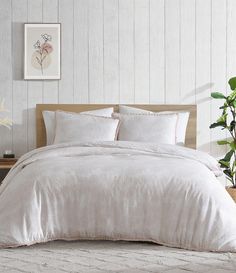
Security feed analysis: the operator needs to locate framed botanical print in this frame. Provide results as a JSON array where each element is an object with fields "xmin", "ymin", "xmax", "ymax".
[{"xmin": 24, "ymin": 23, "xmax": 61, "ymax": 80}]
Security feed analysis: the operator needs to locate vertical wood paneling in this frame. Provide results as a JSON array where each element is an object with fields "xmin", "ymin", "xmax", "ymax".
[
  {"xmin": 165, "ymin": 0, "xmax": 180, "ymax": 103},
  {"xmin": 88, "ymin": 0, "xmax": 104, "ymax": 103},
  {"xmin": 227, "ymin": 0, "xmax": 236, "ymax": 87},
  {"xmin": 134, "ymin": 0, "xmax": 149, "ymax": 103},
  {"xmin": 180, "ymin": 0, "xmax": 195, "ymax": 104},
  {"xmin": 42, "ymin": 0, "xmax": 59, "ymax": 104},
  {"xmin": 58, "ymin": 0, "xmax": 74, "ymax": 103},
  {"xmin": 0, "ymin": 0, "xmax": 234, "ymax": 170},
  {"xmin": 27, "ymin": 0, "xmax": 43, "ymax": 151},
  {"xmin": 104, "ymin": 0, "xmax": 119, "ymax": 103},
  {"xmin": 211, "ymin": 0, "xmax": 227, "ymax": 158},
  {"xmin": 196, "ymin": 0, "xmax": 211, "ymax": 153},
  {"xmin": 150, "ymin": 0, "xmax": 165, "ymax": 104},
  {"xmin": 12, "ymin": 0, "xmax": 28, "ymax": 157},
  {"xmin": 74, "ymin": 0, "xmax": 89, "ymax": 103},
  {"xmin": 119, "ymin": 0, "xmax": 135, "ymax": 103},
  {"xmin": 0, "ymin": 0, "xmax": 12, "ymax": 156}
]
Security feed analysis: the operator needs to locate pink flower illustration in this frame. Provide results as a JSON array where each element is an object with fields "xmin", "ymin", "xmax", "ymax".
[
  {"xmin": 33, "ymin": 33, "xmax": 53, "ymax": 75},
  {"xmin": 41, "ymin": 42, "xmax": 53, "ymax": 54}
]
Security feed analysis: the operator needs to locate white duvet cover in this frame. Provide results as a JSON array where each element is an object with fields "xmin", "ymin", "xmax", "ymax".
[{"xmin": 0, "ymin": 141, "xmax": 236, "ymax": 251}]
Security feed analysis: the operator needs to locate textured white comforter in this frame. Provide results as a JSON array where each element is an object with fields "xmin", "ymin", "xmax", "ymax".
[{"xmin": 0, "ymin": 141, "xmax": 236, "ymax": 251}]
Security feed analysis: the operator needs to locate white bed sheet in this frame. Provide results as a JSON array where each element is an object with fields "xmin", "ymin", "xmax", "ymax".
[{"xmin": 0, "ymin": 141, "xmax": 236, "ymax": 252}]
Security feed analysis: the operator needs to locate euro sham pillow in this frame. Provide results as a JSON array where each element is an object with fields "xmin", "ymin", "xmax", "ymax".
[
  {"xmin": 113, "ymin": 112, "xmax": 178, "ymax": 144},
  {"xmin": 54, "ymin": 111, "xmax": 119, "ymax": 144},
  {"xmin": 119, "ymin": 105, "xmax": 189, "ymax": 145},
  {"xmin": 43, "ymin": 107, "xmax": 114, "ymax": 145}
]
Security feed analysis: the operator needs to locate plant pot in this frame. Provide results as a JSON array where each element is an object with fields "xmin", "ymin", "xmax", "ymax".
[{"xmin": 226, "ymin": 187, "xmax": 236, "ymax": 202}]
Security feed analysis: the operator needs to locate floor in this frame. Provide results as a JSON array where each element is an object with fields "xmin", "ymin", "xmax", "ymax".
[{"xmin": 0, "ymin": 241, "xmax": 236, "ymax": 273}]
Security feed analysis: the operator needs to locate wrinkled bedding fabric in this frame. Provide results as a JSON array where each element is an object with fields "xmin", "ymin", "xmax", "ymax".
[{"xmin": 0, "ymin": 141, "xmax": 236, "ymax": 251}]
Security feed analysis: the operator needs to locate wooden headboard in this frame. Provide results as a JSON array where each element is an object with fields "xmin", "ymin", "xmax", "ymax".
[{"xmin": 36, "ymin": 104, "xmax": 197, "ymax": 149}]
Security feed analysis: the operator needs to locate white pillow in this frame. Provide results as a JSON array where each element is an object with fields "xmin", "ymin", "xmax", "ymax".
[
  {"xmin": 119, "ymin": 105, "xmax": 153, "ymax": 115},
  {"xmin": 119, "ymin": 105, "xmax": 189, "ymax": 145},
  {"xmin": 54, "ymin": 111, "xmax": 120, "ymax": 144},
  {"xmin": 43, "ymin": 107, "xmax": 114, "ymax": 145},
  {"xmin": 113, "ymin": 113, "xmax": 178, "ymax": 144}
]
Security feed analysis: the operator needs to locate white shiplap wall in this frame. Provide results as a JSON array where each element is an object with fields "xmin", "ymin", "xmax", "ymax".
[{"xmin": 0, "ymin": 0, "xmax": 233, "ymax": 161}]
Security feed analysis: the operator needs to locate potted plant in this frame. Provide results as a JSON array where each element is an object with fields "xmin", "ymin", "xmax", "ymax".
[{"xmin": 210, "ymin": 77, "xmax": 236, "ymax": 202}]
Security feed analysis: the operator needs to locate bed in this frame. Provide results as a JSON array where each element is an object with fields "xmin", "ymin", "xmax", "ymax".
[{"xmin": 1, "ymin": 104, "xmax": 236, "ymax": 252}]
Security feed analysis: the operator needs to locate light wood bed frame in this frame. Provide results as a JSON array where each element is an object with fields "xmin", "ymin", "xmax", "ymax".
[{"xmin": 36, "ymin": 104, "xmax": 197, "ymax": 149}]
